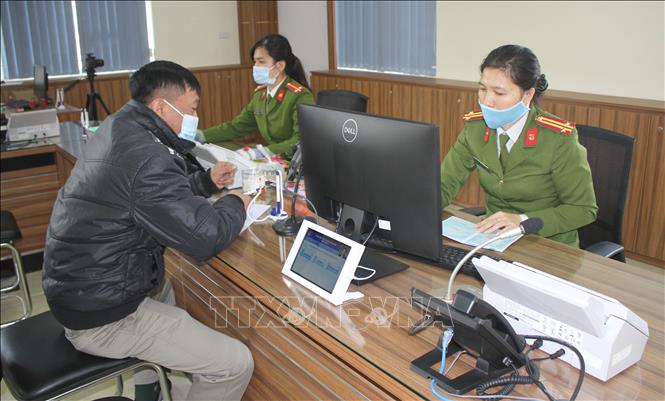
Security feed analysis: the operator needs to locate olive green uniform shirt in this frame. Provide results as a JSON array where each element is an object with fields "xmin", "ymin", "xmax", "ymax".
[
  {"xmin": 203, "ymin": 76, "xmax": 314, "ymax": 157},
  {"xmin": 440, "ymin": 106, "xmax": 598, "ymax": 247}
]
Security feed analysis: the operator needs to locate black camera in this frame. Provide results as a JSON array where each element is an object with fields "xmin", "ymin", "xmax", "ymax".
[{"xmin": 85, "ymin": 53, "xmax": 104, "ymax": 73}]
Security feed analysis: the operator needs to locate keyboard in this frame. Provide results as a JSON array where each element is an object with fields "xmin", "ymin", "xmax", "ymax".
[
  {"xmin": 362, "ymin": 235, "xmax": 508, "ymax": 281},
  {"xmin": 438, "ymin": 244, "xmax": 485, "ymax": 280}
]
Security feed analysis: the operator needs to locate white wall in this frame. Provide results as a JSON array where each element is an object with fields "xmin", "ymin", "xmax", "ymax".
[
  {"xmin": 151, "ymin": 1, "xmax": 240, "ymax": 68},
  {"xmin": 277, "ymin": 1, "xmax": 329, "ymax": 82},
  {"xmin": 436, "ymin": 1, "xmax": 665, "ymax": 101}
]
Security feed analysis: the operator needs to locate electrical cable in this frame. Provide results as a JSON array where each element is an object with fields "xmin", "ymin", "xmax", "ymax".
[
  {"xmin": 427, "ymin": 328, "xmax": 550, "ymax": 401},
  {"xmin": 430, "ymin": 328, "xmax": 456, "ymax": 401},
  {"xmin": 353, "ymin": 265, "xmax": 376, "ymax": 281},
  {"xmin": 524, "ymin": 335, "xmax": 585, "ymax": 401},
  {"xmin": 361, "ymin": 216, "xmax": 379, "ymax": 245}
]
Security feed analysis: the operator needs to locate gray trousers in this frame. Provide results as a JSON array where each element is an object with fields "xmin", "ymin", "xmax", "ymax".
[{"xmin": 65, "ymin": 280, "xmax": 254, "ymax": 401}]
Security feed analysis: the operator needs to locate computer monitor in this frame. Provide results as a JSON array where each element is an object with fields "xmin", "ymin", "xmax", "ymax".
[
  {"xmin": 298, "ymin": 103, "xmax": 441, "ymax": 261},
  {"xmin": 33, "ymin": 64, "xmax": 48, "ymax": 100}
]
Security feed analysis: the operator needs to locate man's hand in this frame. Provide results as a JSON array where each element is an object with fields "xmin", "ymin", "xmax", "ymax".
[
  {"xmin": 227, "ymin": 189, "xmax": 252, "ymax": 209},
  {"xmin": 210, "ymin": 162, "xmax": 237, "ymax": 189},
  {"xmin": 475, "ymin": 211, "xmax": 522, "ymax": 234}
]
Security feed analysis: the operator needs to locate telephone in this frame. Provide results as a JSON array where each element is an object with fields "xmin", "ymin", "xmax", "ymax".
[{"xmin": 409, "ymin": 288, "xmax": 528, "ymax": 395}]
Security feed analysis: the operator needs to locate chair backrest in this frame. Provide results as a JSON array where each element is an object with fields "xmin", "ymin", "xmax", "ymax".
[
  {"xmin": 316, "ymin": 90, "xmax": 368, "ymax": 113},
  {"xmin": 576, "ymin": 125, "xmax": 635, "ymax": 250}
]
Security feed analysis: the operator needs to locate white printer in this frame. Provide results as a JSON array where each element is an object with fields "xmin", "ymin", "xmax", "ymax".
[
  {"xmin": 473, "ymin": 256, "xmax": 649, "ymax": 381},
  {"xmin": 7, "ymin": 108, "xmax": 60, "ymax": 142}
]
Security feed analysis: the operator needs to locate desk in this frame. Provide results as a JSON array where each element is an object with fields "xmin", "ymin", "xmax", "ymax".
[{"xmin": 164, "ymin": 218, "xmax": 664, "ymax": 400}]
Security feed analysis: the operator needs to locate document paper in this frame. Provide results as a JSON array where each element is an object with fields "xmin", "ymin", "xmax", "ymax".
[{"xmin": 441, "ymin": 216, "xmax": 520, "ymax": 252}]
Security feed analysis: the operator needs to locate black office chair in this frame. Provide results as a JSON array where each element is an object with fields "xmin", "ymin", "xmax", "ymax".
[
  {"xmin": 576, "ymin": 124, "xmax": 635, "ymax": 262},
  {"xmin": 288, "ymin": 90, "xmax": 369, "ymax": 180},
  {"xmin": 1, "ymin": 311, "xmax": 172, "ymax": 401},
  {"xmin": 1, "ymin": 209, "xmax": 32, "ymax": 328},
  {"xmin": 316, "ymin": 90, "xmax": 368, "ymax": 113},
  {"xmin": 459, "ymin": 125, "xmax": 634, "ymax": 262}
]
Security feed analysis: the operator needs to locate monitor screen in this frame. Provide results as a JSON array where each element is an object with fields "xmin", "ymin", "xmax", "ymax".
[
  {"xmin": 290, "ymin": 227, "xmax": 351, "ymax": 293},
  {"xmin": 298, "ymin": 104, "xmax": 441, "ymax": 261},
  {"xmin": 33, "ymin": 64, "xmax": 48, "ymax": 100}
]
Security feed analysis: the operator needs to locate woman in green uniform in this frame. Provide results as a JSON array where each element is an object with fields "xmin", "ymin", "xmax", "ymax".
[
  {"xmin": 440, "ymin": 44, "xmax": 597, "ymax": 247},
  {"xmin": 204, "ymin": 34, "xmax": 314, "ymax": 158}
]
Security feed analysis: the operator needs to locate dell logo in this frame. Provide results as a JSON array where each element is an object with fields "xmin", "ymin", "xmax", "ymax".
[{"xmin": 342, "ymin": 119, "xmax": 358, "ymax": 143}]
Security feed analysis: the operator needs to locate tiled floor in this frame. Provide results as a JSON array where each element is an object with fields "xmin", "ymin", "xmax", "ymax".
[
  {"xmin": 0, "ymin": 271, "xmax": 192, "ymax": 401},
  {"xmin": 1, "ymin": 256, "xmax": 662, "ymax": 400}
]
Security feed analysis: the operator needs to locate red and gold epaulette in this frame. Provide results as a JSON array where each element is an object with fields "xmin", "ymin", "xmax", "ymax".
[
  {"xmin": 285, "ymin": 82, "xmax": 304, "ymax": 93},
  {"xmin": 535, "ymin": 115, "xmax": 575, "ymax": 135},
  {"xmin": 462, "ymin": 110, "xmax": 483, "ymax": 122}
]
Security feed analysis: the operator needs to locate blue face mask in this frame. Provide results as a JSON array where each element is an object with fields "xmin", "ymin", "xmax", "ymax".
[
  {"xmin": 253, "ymin": 65, "xmax": 276, "ymax": 85},
  {"xmin": 478, "ymin": 98, "xmax": 529, "ymax": 129},
  {"xmin": 163, "ymin": 99, "xmax": 199, "ymax": 142}
]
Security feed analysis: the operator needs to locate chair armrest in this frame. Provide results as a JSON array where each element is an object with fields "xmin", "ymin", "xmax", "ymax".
[{"xmin": 585, "ymin": 241, "xmax": 625, "ymax": 261}]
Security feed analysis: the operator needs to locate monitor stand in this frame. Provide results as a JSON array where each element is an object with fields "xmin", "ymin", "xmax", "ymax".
[{"xmin": 337, "ymin": 205, "xmax": 409, "ymax": 286}]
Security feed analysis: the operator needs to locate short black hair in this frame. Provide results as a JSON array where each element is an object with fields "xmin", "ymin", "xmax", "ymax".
[{"xmin": 129, "ymin": 60, "xmax": 201, "ymax": 104}]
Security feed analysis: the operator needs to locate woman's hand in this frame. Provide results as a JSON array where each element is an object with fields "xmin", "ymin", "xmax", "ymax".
[
  {"xmin": 210, "ymin": 162, "xmax": 237, "ymax": 189},
  {"xmin": 475, "ymin": 211, "xmax": 522, "ymax": 234}
]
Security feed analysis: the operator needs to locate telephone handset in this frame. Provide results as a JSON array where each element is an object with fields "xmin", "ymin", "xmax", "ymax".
[{"xmin": 409, "ymin": 288, "xmax": 528, "ymax": 395}]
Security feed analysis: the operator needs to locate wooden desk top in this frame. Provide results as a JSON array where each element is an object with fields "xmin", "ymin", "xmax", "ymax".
[{"xmin": 201, "ymin": 216, "xmax": 664, "ymax": 400}]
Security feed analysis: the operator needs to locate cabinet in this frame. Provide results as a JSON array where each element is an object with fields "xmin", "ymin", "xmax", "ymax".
[{"xmin": 1, "ymin": 146, "xmax": 59, "ymax": 255}]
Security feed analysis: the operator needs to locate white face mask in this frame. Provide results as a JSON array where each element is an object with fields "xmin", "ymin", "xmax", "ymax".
[
  {"xmin": 253, "ymin": 65, "xmax": 276, "ymax": 85},
  {"xmin": 162, "ymin": 99, "xmax": 199, "ymax": 142}
]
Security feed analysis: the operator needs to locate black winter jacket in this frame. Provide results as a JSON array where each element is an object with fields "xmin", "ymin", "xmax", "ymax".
[{"xmin": 42, "ymin": 100, "xmax": 246, "ymax": 330}]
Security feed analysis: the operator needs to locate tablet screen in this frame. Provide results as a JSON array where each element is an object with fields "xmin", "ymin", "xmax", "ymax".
[{"xmin": 290, "ymin": 228, "xmax": 351, "ymax": 293}]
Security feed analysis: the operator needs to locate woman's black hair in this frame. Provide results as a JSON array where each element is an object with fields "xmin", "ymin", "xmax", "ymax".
[
  {"xmin": 480, "ymin": 44, "xmax": 548, "ymax": 104},
  {"xmin": 251, "ymin": 34, "xmax": 310, "ymax": 90},
  {"xmin": 130, "ymin": 60, "xmax": 201, "ymax": 104}
]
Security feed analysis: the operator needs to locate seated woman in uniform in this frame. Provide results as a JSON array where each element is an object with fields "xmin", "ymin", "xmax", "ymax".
[
  {"xmin": 440, "ymin": 44, "xmax": 597, "ymax": 247},
  {"xmin": 203, "ymin": 34, "xmax": 314, "ymax": 158}
]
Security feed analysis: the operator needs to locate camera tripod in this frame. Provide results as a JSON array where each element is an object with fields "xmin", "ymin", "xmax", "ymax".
[{"xmin": 84, "ymin": 67, "xmax": 110, "ymax": 121}]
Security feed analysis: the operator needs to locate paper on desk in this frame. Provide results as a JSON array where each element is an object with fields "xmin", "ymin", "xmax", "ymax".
[
  {"xmin": 441, "ymin": 216, "xmax": 520, "ymax": 252},
  {"xmin": 192, "ymin": 142, "xmax": 255, "ymax": 189},
  {"xmin": 241, "ymin": 204, "xmax": 272, "ymax": 232}
]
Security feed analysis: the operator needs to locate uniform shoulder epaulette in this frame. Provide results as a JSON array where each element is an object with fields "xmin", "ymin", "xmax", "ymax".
[
  {"xmin": 285, "ymin": 81, "xmax": 304, "ymax": 94},
  {"xmin": 535, "ymin": 115, "xmax": 575, "ymax": 135},
  {"xmin": 462, "ymin": 110, "xmax": 483, "ymax": 122}
]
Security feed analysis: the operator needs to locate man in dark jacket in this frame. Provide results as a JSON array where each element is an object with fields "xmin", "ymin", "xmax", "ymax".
[{"xmin": 43, "ymin": 61, "xmax": 253, "ymax": 401}]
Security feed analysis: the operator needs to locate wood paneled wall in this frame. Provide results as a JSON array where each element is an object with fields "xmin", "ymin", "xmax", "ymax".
[
  {"xmin": 237, "ymin": 1, "xmax": 279, "ymax": 65},
  {"xmin": 1, "ymin": 65, "xmax": 255, "ymax": 130},
  {"xmin": 311, "ymin": 70, "xmax": 665, "ymax": 266}
]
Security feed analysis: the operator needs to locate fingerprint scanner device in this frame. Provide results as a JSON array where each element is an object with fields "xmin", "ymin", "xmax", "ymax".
[
  {"xmin": 6, "ymin": 108, "xmax": 60, "ymax": 142},
  {"xmin": 282, "ymin": 220, "xmax": 365, "ymax": 305},
  {"xmin": 473, "ymin": 255, "xmax": 649, "ymax": 381},
  {"xmin": 192, "ymin": 142, "xmax": 255, "ymax": 189}
]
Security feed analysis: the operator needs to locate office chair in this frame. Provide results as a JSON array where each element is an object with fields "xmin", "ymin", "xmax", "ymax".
[
  {"xmin": 1, "ymin": 311, "xmax": 172, "ymax": 401},
  {"xmin": 287, "ymin": 90, "xmax": 369, "ymax": 180},
  {"xmin": 1, "ymin": 209, "xmax": 32, "ymax": 328},
  {"xmin": 576, "ymin": 124, "xmax": 635, "ymax": 262},
  {"xmin": 316, "ymin": 90, "xmax": 368, "ymax": 113},
  {"xmin": 459, "ymin": 125, "xmax": 634, "ymax": 262}
]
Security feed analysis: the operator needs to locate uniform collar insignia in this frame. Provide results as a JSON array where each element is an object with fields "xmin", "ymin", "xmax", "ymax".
[{"xmin": 524, "ymin": 128, "xmax": 539, "ymax": 147}]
